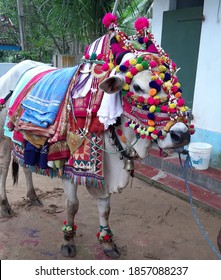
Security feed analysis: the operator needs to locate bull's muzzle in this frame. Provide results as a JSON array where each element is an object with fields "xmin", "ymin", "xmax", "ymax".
[{"xmin": 170, "ymin": 130, "xmax": 191, "ymax": 146}]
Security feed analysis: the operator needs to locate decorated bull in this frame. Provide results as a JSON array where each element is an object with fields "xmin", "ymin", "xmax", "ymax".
[{"xmin": 0, "ymin": 13, "xmax": 194, "ymax": 258}]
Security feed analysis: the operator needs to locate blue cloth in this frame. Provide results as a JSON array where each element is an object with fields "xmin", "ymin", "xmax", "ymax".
[
  {"xmin": 24, "ymin": 141, "xmax": 48, "ymax": 169},
  {"xmin": 21, "ymin": 66, "xmax": 78, "ymax": 127}
]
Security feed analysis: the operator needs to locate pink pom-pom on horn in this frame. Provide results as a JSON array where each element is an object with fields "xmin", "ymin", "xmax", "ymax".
[
  {"xmin": 134, "ymin": 17, "xmax": 149, "ymax": 31},
  {"xmin": 102, "ymin": 13, "xmax": 117, "ymax": 29}
]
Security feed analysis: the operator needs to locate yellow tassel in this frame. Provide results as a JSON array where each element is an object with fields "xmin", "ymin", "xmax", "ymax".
[
  {"xmin": 116, "ymin": 34, "xmax": 120, "ymax": 42},
  {"xmin": 115, "ymin": 65, "xmax": 120, "ymax": 72},
  {"xmin": 108, "ymin": 63, "xmax": 114, "ymax": 70}
]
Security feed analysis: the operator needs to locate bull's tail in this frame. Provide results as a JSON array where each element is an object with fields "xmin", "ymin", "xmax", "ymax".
[{"xmin": 12, "ymin": 159, "xmax": 19, "ymax": 185}]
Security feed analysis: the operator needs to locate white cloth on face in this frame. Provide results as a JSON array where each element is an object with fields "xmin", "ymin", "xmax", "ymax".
[{"xmin": 97, "ymin": 70, "xmax": 123, "ymax": 129}]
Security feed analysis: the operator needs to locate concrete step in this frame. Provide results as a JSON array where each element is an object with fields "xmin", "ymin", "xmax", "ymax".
[{"xmin": 134, "ymin": 147, "xmax": 221, "ymax": 215}]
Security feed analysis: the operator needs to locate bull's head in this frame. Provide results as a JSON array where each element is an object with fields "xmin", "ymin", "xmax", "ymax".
[{"xmin": 98, "ymin": 13, "xmax": 195, "ymax": 159}]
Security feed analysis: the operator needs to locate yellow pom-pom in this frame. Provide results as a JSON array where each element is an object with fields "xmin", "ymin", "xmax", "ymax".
[
  {"xmin": 129, "ymin": 58, "xmax": 137, "ymax": 65},
  {"xmin": 115, "ymin": 65, "xmax": 120, "ymax": 72},
  {"xmin": 126, "ymin": 72, "xmax": 133, "ymax": 79},
  {"xmin": 175, "ymin": 82, "xmax": 181, "ymax": 88},
  {"xmin": 149, "ymin": 105, "xmax": 156, "ymax": 113},
  {"xmin": 159, "ymin": 73, "xmax": 165, "ymax": 80},
  {"xmin": 169, "ymin": 103, "xmax": 176, "ymax": 109},
  {"xmin": 153, "ymin": 95, "xmax": 160, "ymax": 99},
  {"xmin": 148, "ymin": 126, "xmax": 155, "ymax": 132},
  {"xmin": 122, "ymin": 83, "xmax": 130, "ymax": 91},
  {"xmin": 151, "ymin": 75, "xmax": 157, "ymax": 80},
  {"xmin": 108, "ymin": 63, "xmax": 114, "ymax": 70},
  {"xmin": 180, "ymin": 106, "xmax": 186, "ymax": 112},
  {"xmin": 135, "ymin": 64, "xmax": 143, "ymax": 72},
  {"xmin": 159, "ymin": 65, "xmax": 167, "ymax": 72}
]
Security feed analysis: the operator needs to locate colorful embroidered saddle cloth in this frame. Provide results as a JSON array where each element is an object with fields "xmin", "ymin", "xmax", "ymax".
[{"xmin": 9, "ymin": 35, "xmax": 112, "ymax": 189}]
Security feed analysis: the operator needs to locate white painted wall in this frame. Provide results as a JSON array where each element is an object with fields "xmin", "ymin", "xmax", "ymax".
[
  {"xmin": 152, "ymin": 0, "xmax": 176, "ymax": 43},
  {"xmin": 152, "ymin": 0, "xmax": 221, "ymax": 166},
  {"xmin": 192, "ymin": 0, "xmax": 221, "ymax": 133}
]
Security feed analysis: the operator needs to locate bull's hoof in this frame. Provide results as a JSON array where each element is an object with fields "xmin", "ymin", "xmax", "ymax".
[
  {"xmin": 61, "ymin": 244, "xmax": 76, "ymax": 258},
  {"xmin": 29, "ymin": 197, "xmax": 43, "ymax": 206},
  {"xmin": 103, "ymin": 244, "xmax": 120, "ymax": 259},
  {"xmin": 1, "ymin": 206, "xmax": 14, "ymax": 217},
  {"xmin": 0, "ymin": 199, "xmax": 15, "ymax": 217}
]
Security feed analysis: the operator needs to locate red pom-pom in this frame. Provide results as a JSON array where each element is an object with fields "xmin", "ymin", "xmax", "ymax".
[
  {"xmin": 177, "ymin": 98, "xmax": 185, "ymax": 107},
  {"xmin": 134, "ymin": 17, "xmax": 149, "ymax": 31},
  {"xmin": 102, "ymin": 13, "xmax": 117, "ymax": 29},
  {"xmin": 124, "ymin": 60, "xmax": 130, "ymax": 68},
  {"xmin": 125, "ymin": 76, "xmax": 131, "ymax": 84},
  {"xmin": 102, "ymin": 63, "xmax": 110, "ymax": 71},
  {"xmin": 130, "ymin": 67, "xmax": 138, "ymax": 76},
  {"xmin": 97, "ymin": 53, "xmax": 103, "ymax": 60}
]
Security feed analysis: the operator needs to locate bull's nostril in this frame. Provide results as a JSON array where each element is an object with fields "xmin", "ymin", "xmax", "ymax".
[{"xmin": 170, "ymin": 131, "xmax": 182, "ymax": 144}]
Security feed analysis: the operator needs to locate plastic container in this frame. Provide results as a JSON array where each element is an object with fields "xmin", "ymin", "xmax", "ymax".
[{"xmin": 188, "ymin": 142, "xmax": 212, "ymax": 170}]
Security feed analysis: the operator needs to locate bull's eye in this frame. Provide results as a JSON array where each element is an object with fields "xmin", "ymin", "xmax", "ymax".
[{"xmin": 133, "ymin": 84, "xmax": 143, "ymax": 93}]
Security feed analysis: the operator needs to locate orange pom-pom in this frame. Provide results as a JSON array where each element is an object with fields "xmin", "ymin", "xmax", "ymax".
[
  {"xmin": 175, "ymin": 91, "xmax": 182, "ymax": 98},
  {"xmin": 149, "ymin": 88, "xmax": 157, "ymax": 96},
  {"xmin": 148, "ymin": 120, "xmax": 155, "ymax": 126}
]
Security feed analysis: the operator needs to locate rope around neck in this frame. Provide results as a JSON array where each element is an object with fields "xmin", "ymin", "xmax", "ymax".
[{"xmin": 178, "ymin": 151, "xmax": 221, "ymax": 260}]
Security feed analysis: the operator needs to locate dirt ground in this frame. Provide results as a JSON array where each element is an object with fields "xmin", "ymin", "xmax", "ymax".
[{"xmin": 0, "ymin": 168, "xmax": 221, "ymax": 260}]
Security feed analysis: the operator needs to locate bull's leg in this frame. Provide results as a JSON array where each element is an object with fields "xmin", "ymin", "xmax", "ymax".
[
  {"xmin": 97, "ymin": 195, "xmax": 120, "ymax": 258},
  {"xmin": 0, "ymin": 138, "xmax": 14, "ymax": 217},
  {"xmin": 23, "ymin": 166, "xmax": 42, "ymax": 206},
  {"xmin": 61, "ymin": 179, "xmax": 79, "ymax": 257}
]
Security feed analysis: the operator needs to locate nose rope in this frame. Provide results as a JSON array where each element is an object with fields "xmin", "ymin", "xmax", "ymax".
[{"xmin": 178, "ymin": 150, "xmax": 221, "ymax": 260}]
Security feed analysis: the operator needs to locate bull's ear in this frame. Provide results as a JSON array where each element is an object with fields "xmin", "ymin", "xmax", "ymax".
[{"xmin": 99, "ymin": 76, "xmax": 124, "ymax": 94}]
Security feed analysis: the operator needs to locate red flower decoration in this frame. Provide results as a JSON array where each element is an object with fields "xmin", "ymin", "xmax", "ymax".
[
  {"xmin": 0, "ymin": 98, "xmax": 5, "ymax": 105},
  {"xmin": 103, "ymin": 235, "xmax": 111, "ymax": 241}
]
